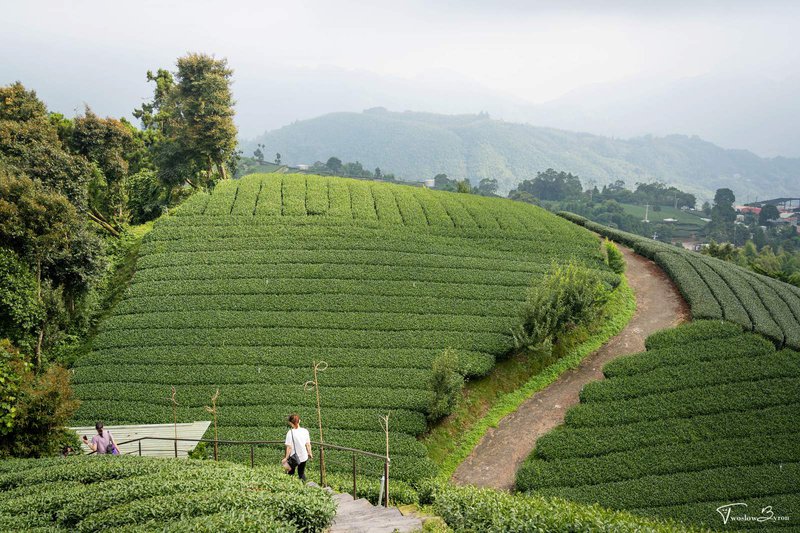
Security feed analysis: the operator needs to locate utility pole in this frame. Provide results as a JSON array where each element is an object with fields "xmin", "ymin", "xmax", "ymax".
[{"xmin": 643, "ymin": 204, "xmax": 650, "ymax": 223}]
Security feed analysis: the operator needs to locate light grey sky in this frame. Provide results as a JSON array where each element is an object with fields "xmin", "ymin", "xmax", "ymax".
[{"xmin": 2, "ymin": 0, "xmax": 799, "ymax": 151}]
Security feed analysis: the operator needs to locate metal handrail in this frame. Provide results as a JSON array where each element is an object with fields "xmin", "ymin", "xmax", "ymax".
[
  {"xmin": 108, "ymin": 436, "xmax": 390, "ymax": 461},
  {"xmin": 84, "ymin": 435, "xmax": 391, "ymax": 506}
]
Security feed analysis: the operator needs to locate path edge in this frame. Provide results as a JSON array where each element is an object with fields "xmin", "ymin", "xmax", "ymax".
[{"xmin": 438, "ymin": 276, "xmax": 636, "ymax": 483}]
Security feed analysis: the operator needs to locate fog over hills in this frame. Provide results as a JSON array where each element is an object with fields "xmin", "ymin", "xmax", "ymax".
[{"xmin": 245, "ymin": 108, "xmax": 799, "ymax": 202}]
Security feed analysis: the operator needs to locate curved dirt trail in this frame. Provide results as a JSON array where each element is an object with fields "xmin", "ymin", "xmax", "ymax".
[{"xmin": 450, "ymin": 246, "xmax": 689, "ymax": 490}]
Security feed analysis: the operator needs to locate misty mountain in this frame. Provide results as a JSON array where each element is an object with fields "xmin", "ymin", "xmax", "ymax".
[
  {"xmin": 245, "ymin": 108, "xmax": 799, "ymax": 202},
  {"xmin": 519, "ymin": 73, "xmax": 800, "ymax": 159}
]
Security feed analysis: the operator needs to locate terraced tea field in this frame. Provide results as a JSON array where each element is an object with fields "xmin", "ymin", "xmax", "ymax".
[
  {"xmin": 516, "ymin": 321, "xmax": 800, "ymax": 529},
  {"xmin": 0, "ymin": 456, "xmax": 334, "ymax": 531},
  {"xmin": 71, "ymin": 174, "xmax": 615, "ymax": 481},
  {"xmin": 560, "ymin": 212, "xmax": 800, "ymax": 350}
]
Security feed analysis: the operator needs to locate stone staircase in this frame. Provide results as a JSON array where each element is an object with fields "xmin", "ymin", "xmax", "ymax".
[{"xmin": 328, "ymin": 491, "xmax": 423, "ymax": 532}]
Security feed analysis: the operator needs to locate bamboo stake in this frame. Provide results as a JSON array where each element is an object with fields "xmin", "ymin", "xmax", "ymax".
[{"xmin": 304, "ymin": 360, "xmax": 328, "ymax": 485}]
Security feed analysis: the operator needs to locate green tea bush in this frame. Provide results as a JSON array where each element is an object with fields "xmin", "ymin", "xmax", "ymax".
[
  {"xmin": 0, "ymin": 456, "xmax": 335, "ymax": 532},
  {"xmin": 433, "ymin": 485, "xmax": 695, "ymax": 532}
]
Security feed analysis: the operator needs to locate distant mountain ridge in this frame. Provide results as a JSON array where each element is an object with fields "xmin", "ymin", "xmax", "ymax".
[{"xmin": 245, "ymin": 109, "xmax": 799, "ymax": 201}]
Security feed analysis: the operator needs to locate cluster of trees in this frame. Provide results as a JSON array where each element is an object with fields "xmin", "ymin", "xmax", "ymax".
[
  {"xmin": 702, "ymin": 241, "xmax": 800, "ymax": 288},
  {"xmin": 0, "ymin": 52, "xmax": 238, "ymax": 457},
  {"xmin": 306, "ymin": 157, "xmax": 398, "ymax": 181},
  {"xmin": 594, "ymin": 180, "xmax": 695, "ymax": 209},
  {"xmin": 509, "ymin": 170, "xmax": 696, "ymax": 210},
  {"xmin": 507, "ymin": 169, "xmax": 697, "ymax": 242},
  {"xmin": 432, "ymin": 174, "xmax": 498, "ymax": 196}
]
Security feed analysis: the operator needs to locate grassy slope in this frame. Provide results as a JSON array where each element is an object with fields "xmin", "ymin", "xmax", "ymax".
[
  {"xmin": 70, "ymin": 173, "xmax": 615, "ymax": 482},
  {"xmin": 516, "ymin": 321, "xmax": 800, "ymax": 530},
  {"xmin": 618, "ymin": 203, "xmax": 706, "ymax": 225}
]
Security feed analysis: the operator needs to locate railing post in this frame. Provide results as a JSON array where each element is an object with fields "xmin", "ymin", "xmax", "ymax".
[
  {"xmin": 352, "ymin": 452, "xmax": 357, "ymax": 500},
  {"xmin": 250, "ymin": 445, "xmax": 254, "ymax": 468},
  {"xmin": 383, "ymin": 459, "xmax": 389, "ymax": 508},
  {"xmin": 138, "ymin": 440, "xmax": 142, "ymax": 457}
]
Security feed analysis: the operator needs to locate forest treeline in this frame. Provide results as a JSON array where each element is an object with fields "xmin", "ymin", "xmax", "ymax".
[{"xmin": 0, "ymin": 53, "xmax": 238, "ymax": 456}]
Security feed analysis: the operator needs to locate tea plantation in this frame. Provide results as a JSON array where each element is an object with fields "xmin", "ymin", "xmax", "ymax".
[
  {"xmin": 71, "ymin": 173, "xmax": 615, "ymax": 481},
  {"xmin": 516, "ymin": 321, "xmax": 800, "ymax": 529},
  {"xmin": 560, "ymin": 212, "xmax": 800, "ymax": 350},
  {"xmin": 0, "ymin": 456, "xmax": 335, "ymax": 532}
]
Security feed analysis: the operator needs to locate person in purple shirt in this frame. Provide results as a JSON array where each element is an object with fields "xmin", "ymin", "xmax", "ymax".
[{"xmin": 82, "ymin": 421, "xmax": 119, "ymax": 455}]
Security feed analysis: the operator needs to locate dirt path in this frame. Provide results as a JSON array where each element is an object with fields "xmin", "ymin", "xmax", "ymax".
[{"xmin": 450, "ymin": 246, "xmax": 689, "ymax": 490}]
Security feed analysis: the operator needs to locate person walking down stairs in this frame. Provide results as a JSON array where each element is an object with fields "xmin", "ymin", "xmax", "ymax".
[{"xmin": 283, "ymin": 413, "xmax": 312, "ymax": 481}]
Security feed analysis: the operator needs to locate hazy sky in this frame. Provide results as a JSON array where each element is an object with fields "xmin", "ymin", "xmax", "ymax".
[{"xmin": 2, "ymin": 0, "xmax": 799, "ymax": 144}]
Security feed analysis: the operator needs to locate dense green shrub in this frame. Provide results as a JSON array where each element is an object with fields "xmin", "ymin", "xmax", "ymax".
[
  {"xmin": 427, "ymin": 349, "xmax": 464, "ymax": 422},
  {"xmin": 512, "ymin": 262, "xmax": 613, "ymax": 355},
  {"xmin": 0, "ymin": 360, "xmax": 81, "ymax": 458},
  {"xmin": 643, "ymin": 320, "xmax": 742, "ymax": 350},
  {"xmin": 604, "ymin": 239, "xmax": 626, "ymax": 273}
]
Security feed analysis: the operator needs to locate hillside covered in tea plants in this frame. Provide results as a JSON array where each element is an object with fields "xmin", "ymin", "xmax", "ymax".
[
  {"xmin": 70, "ymin": 173, "xmax": 618, "ymax": 481},
  {"xmin": 516, "ymin": 321, "xmax": 800, "ymax": 529}
]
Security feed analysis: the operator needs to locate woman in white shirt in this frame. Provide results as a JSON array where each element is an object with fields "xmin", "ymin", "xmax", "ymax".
[{"xmin": 283, "ymin": 413, "xmax": 312, "ymax": 481}]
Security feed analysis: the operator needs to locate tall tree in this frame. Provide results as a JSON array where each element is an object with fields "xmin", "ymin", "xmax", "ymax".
[
  {"xmin": 758, "ymin": 204, "xmax": 780, "ymax": 226},
  {"xmin": 708, "ymin": 188, "xmax": 737, "ymax": 242},
  {"xmin": 0, "ymin": 83, "xmax": 94, "ymax": 207},
  {"xmin": 135, "ymin": 54, "xmax": 237, "ymax": 188},
  {"xmin": 326, "ymin": 157, "xmax": 342, "ymax": 174}
]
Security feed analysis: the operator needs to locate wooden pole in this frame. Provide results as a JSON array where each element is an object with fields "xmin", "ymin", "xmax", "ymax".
[{"xmin": 305, "ymin": 361, "xmax": 328, "ymax": 486}]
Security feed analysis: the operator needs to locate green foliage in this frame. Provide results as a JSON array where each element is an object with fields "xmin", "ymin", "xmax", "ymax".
[
  {"xmin": 0, "ymin": 168, "xmax": 106, "ymax": 360},
  {"xmin": 72, "ymin": 173, "xmax": 612, "ymax": 482},
  {"xmin": 126, "ymin": 169, "xmax": 167, "ymax": 223},
  {"xmin": 604, "ymin": 239, "xmax": 625, "ymax": 273},
  {"xmin": 0, "ymin": 249, "xmax": 43, "ymax": 343},
  {"xmin": 511, "ymin": 168, "xmax": 582, "ymax": 201},
  {"xmin": 512, "ymin": 262, "xmax": 612, "ymax": 355},
  {"xmin": 431, "ymin": 485, "xmax": 695, "ymax": 532},
  {"xmin": 0, "ymin": 82, "xmax": 94, "ymax": 205},
  {"xmin": 0, "ymin": 456, "xmax": 335, "ymax": 531},
  {"xmin": 0, "ymin": 360, "xmax": 81, "ymax": 458},
  {"xmin": 135, "ymin": 54, "xmax": 237, "ymax": 187},
  {"xmin": 0, "ymin": 340, "xmax": 24, "ymax": 435},
  {"xmin": 427, "ymin": 349, "xmax": 464, "ymax": 422},
  {"xmin": 516, "ymin": 322, "xmax": 800, "ymax": 529},
  {"xmin": 434, "ymin": 278, "xmax": 635, "ymax": 482}
]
